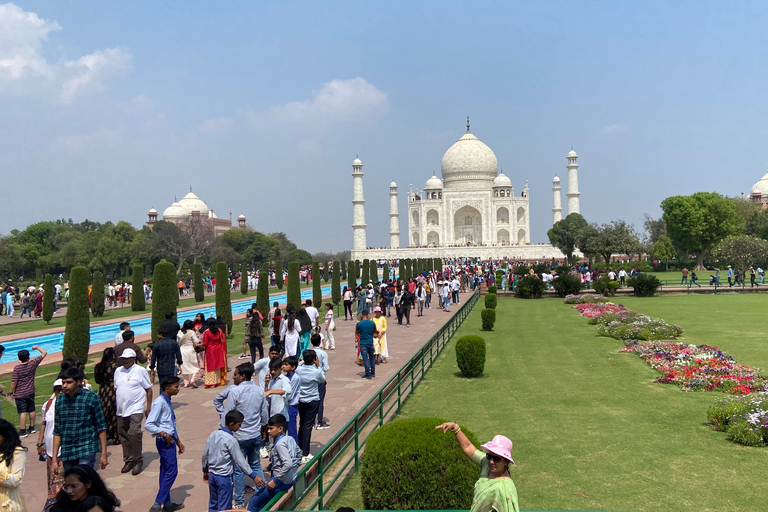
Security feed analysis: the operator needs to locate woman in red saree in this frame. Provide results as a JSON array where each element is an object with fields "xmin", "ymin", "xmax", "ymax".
[
  {"xmin": 202, "ymin": 319, "xmax": 227, "ymax": 387},
  {"xmin": 34, "ymin": 291, "xmax": 43, "ymax": 317}
]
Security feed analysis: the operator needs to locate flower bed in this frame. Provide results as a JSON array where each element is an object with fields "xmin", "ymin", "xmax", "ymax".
[
  {"xmin": 707, "ymin": 394, "xmax": 768, "ymax": 446},
  {"xmin": 596, "ymin": 315, "xmax": 684, "ymax": 340},
  {"xmin": 563, "ymin": 294, "xmax": 611, "ymax": 304},
  {"xmin": 572, "ymin": 302, "xmax": 627, "ymax": 319}
]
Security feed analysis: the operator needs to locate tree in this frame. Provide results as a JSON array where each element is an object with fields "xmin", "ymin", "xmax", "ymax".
[
  {"xmin": 661, "ymin": 192, "xmax": 744, "ymax": 270},
  {"xmin": 361, "ymin": 259, "xmax": 370, "ymax": 288},
  {"xmin": 240, "ymin": 262, "xmax": 249, "ymax": 295},
  {"xmin": 731, "ymin": 198, "xmax": 768, "ymax": 239},
  {"xmin": 347, "ymin": 262, "xmax": 356, "ymax": 297},
  {"xmin": 369, "ymin": 260, "xmax": 378, "ymax": 284},
  {"xmin": 42, "ymin": 273, "xmax": 54, "ymax": 324},
  {"xmin": 91, "ymin": 271, "xmax": 105, "ymax": 317},
  {"xmin": 151, "ymin": 260, "xmax": 178, "ymax": 342},
  {"xmin": 63, "ymin": 266, "xmax": 90, "ymax": 363},
  {"xmin": 132, "ymin": 265, "xmax": 145, "ymax": 311},
  {"xmin": 715, "ymin": 235, "xmax": 768, "ymax": 271},
  {"xmin": 275, "ymin": 260, "xmax": 284, "ymax": 289},
  {"xmin": 312, "ymin": 262, "xmax": 322, "ymax": 310},
  {"xmin": 651, "ymin": 236, "xmax": 676, "ymax": 271},
  {"xmin": 547, "ymin": 213, "xmax": 588, "ymax": 265},
  {"xmin": 216, "ymin": 262, "xmax": 232, "ymax": 335},
  {"xmin": 341, "ymin": 260, "xmax": 347, "ymax": 280},
  {"xmin": 383, "ymin": 263, "xmax": 390, "ymax": 283},
  {"xmin": 257, "ymin": 261, "xmax": 270, "ymax": 319},
  {"xmin": 193, "ymin": 263, "xmax": 205, "ymax": 302},
  {"xmin": 288, "ymin": 248, "xmax": 312, "ymax": 266},
  {"xmin": 324, "ymin": 262, "xmax": 331, "ymax": 283},
  {"xmin": 332, "ymin": 261, "xmax": 341, "ymax": 305},
  {"xmin": 578, "ymin": 220, "xmax": 641, "ymax": 269},
  {"xmin": 643, "ymin": 214, "xmax": 667, "ymax": 245},
  {"xmin": 286, "ymin": 262, "xmax": 302, "ymax": 309}
]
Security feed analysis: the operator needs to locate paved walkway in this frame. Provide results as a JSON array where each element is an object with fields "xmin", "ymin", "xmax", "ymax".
[{"xmin": 19, "ymin": 296, "xmax": 466, "ymax": 512}]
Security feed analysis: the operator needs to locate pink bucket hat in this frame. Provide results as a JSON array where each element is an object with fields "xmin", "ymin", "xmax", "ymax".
[
  {"xmin": 481, "ymin": 435, "xmax": 514, "ymax": 464},
  {"xmin": 373, "ymin": 306, "xmax": 382, "ymax": 313}
]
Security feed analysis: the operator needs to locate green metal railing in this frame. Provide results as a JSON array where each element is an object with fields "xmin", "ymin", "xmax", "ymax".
[{"xmin": 267, "ymin": 289, "xmax": 480, "ymax": 511}]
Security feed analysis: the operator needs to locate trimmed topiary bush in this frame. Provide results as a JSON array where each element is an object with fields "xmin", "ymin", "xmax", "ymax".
[
  {"xmin": 151, "ymin": 260, "xmax": 178, "ymax": 342},
  {"xmin": 341, "ymin": 260, "xmax": 347, "ymax": 280},
  {"xmin": 240, "ymin": 262, "xmax": 249, "ymax": 295},
  {"xmin": 216, "ymin": 262, "xmax": 232, "ymax": 335},
  {"xmin": 455, "ymin": 335, "xmax": 486, "ymax": 377},
  {"xmin": 193, "ymin": 263, "xmax": 204, "ymax": 302},
  {"xmin": 312, "ymin": 261, "xmax": 322, "ymax": 309},
  {"xmin": 132, "ymin": 265, "xmax": 146, "ymax": 311},
  {"xmin": 552, "ymin": 273, "xmax": 583, "ymax": 298},
  {"xmin": 627, "ymin": 273, "xmax": 663, "ymax": 297},
  {"xmin": 286, "ymin": 261, "xmax": 301, "ymax": 309},
  {"xmin": 325, "ymin": 262, "xmax": 331, "ymax": 283},
  {"xmin": 63, "ymin": 266, "xmax": 90, "ymax": 363},
  {"xmin": 370, "ymin": 260, "xmax": 378, "ymax": 284},
  {"xmin": 361, "ymin": 417, "xmax": 480, "ymax": 510},
  {"xmin": 91, "ymin": 271, "xmax": 105, "ymax": 317},
  {"xmin": 257, "ymin": 261, "xmax": 270, "ymax": 319},
  {"xmin": 42, "ymin": 273, "xmax": 54, "ymax": 324},
  {"xmin": 382, "ymin": 263, "xmax": 390, "ymax": 283},
  {"xmin": 487, "ymin": 285, "xmax": 497, "ymax": 294},
  {"xmin": 347, "ymin": 261, "xmax": 356, "ymax": 297},
  {"xmin": 275, "ymin": 260, "xmax": 283, "ymax": 289},
  {"xmin": 484, "ymin": 293, "xmax": 497, "ymax": 310},
  {"xmin": 514, "ymin": 275, "xmax": 546, "ymax": 299},
  {"xmin": 481, "ymin": 308, "xmax": 496, "ymax": 331},
  {"xmin": 361, "ymin": 259, "xmax": 370, "ymax": 288},
  {"xmin": 331, "ymin": 261, "xmax": 341, "ymax": 306}
]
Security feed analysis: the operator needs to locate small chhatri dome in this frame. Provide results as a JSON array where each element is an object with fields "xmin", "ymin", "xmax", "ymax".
[
  {"xmin": 148, "ymin": 207, "xmax": 157, "ymax": 214},
  {"xmin": 353, "ymin": 157, "xmax": 362, "ymax": 166},
  {"xmin": 237, "ymin": 214, "xmax": 246, "ymax": 220},
  {"xmin": 389, "ymin": 180, "xmax": 398, "ymax": 188},
  {"xmin": 552, "ymin": 175, "xmax": 561, "ymax": 183},
  {"xmin": 493, "ymin": 172, "xmax": 512, "ymax": 188},
  {"xmin": 751, "ymin": 171, "xmax": 768, "ymax": 196},
  {"xmin": 425, "ymin": 173, "xmax": 443, "ymax": 190},
  {"xmin": 567, "ymin": 149, "xmax": 578, "ymax": 157}
]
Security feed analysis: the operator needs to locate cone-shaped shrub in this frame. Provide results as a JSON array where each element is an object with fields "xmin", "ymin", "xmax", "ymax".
[
  {"xmin": 132, "ymin": 265, "xmax": 145, "ymax": 311},
  {"xmin": 434, "ymin": 258, "xmax": 442, "ymax": 274},
  {"xmin": 361, "ymin": 417, "xmax": 479, "ymax": 510},
  {"xmin": 332, "ymin": 261, "xmax": 341, "ymax": 305},
  {"xmin": 354, "ymin": 260, "xmax": 360, "ymax": 279},
  {"xmin": 151, "ymin": 260, "xmax": 178, "ymax": 342},
  {"xmin": 275, "ymin": 260, "xmax": 284, "ymax": 289},
  {"xmin": 487, "ymin": 285, "xmax": 497, "ymax": 294},
  {"xmin": 312, "ymin": 261, "xmax": 322, "ymax": 309},
  {"xmin": 341, "ymin": 260, "xmax": 347, "ymax": 280},
  {"xmin": 347, "ymin": 262, "xmax": 356, "ymax": 296},
  {"xmin": 216, "ymin": 262, "xmax": 232, "ymax": 335},
  {"xmin": 91, "ymin": 271, "xmax": 105, "ymax": 317},
  {"xmin": 456, "ymin": 335, "xmax": 486, "ymax": 378},
  {"xmin": 240, "ymin": 262, "xmax": 249, "ymax": 295},
  {"xmin": 361, "ymin": 259, "xmax": 370, "ymax": 288},
  {"xmin": 324, "ymin": 262, "xmax": 331, "ymax": 283},
  {"xmin": 481, "ymin": 308, "xmax": 496, "ymax": 331},
  {"xmin": 286, "ymin": 262, "xmax": 301, "ymax": 309},
  {"xmin": 63, "ymin": 266, "xmax": 90, "ymax": 363},
  {"xmin": 257, "ymin": 261, "xmax": 270, "ymax": 319},
  {"xmin": 43, "ymin": 274, "xmax": 54, "ymax": 324},
  {"xmin": 484, "ymin": 293, "xmax": 497, "ymax": 310},
  {"xmin": 382, "ymin": 264, "xmax": 390, "ymax": 283},
  {"xmin": 193, "ymin": 263, "xmax": 205, "ymax": 302},
  {"xmin": 369, "ymin": 260, "xmax": 377, "ymax": 284}
]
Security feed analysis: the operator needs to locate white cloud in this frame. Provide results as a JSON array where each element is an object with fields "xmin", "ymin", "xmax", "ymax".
[
  {"xmin": 197, "ymin": 116, "xmax": 233, "ymax": 135},
  {"xmin": 599, "ymin": 124, "xmax": 628, "ymax": 134},
  {"xmin": 50, "ymin": 127, "xmax": 123, "ymax": 154},
  {"xmin": 0, "ymin": 2, "xmax": 60, "ymax": 86},
  {"xmin": 60, "ymin": 47, "xmax": 132, "ymax": 103},
  {"xmin": 269, "ymin": 77, "xmax": 389, "ymax": 124}
]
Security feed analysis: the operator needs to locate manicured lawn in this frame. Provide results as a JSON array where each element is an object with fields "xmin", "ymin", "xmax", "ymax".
[{"xmin": 331, "ymin": 295, "xmax": 768, "ymax": 512}]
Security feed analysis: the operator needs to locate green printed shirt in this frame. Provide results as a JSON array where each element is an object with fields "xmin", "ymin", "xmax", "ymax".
[{"xmin": 53, "ymin": 388, "xmax": 107, "ymax": 461}]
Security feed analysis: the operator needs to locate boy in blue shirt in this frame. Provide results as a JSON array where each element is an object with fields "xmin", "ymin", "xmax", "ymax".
[
  {"xmin": 295, "ymin": 349, "xmax": 326, "ymax": 464},
  {"xmin": 247, "ymin": 414, "xmax": 302, "ymax": 512},
  {"xmin": 202, "ymin": 410, "xmax": 265, "ymax": 512},
  {"xmin": 282, "ymin": 356, "xmax": 301, "ymax": 446}
]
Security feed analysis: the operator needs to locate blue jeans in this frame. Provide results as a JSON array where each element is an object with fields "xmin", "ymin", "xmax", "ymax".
[
  {"xmin": 233, "ymin": 437, "xmax": 265, "ymax": 507},
  {"xmin": 360, "ymin": 344, "xmax": 375, "ymax": 377},
  {"xmin": 208, "ymin": 473, "xmax": 233, "ymax": 512},
  {"xmin": 288, "ymin": 405, "xmax": 299, "ymax": 446},
  {"xmin": 248, "ymin": 481, "xmax": 293, "ymax": 512},
  {"xmin": 62, "ymin": 453, "xmax": 96, "ymax": 472}
]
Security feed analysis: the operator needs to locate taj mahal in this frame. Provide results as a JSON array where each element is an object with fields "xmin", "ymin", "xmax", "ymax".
[{"xmin": 350, "ymin": 120, "xmax": 582, "ymax": 261}]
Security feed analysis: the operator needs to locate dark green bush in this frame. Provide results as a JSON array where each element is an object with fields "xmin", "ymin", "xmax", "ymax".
[
  {"xmin": 361, "ymin": 259, "xmax": 370, "ymax": 288},
  {"xmin": 382, "ymin": 263, "xmax": 390, "ymax": 283},
  {"xmin": 707, "ymin": 397, "xmax": 750, "ymax": 432},
  {"xmin": 481, "ymin": 308, "xmax": 496, "ymax": 331},
  {"xmin": 594, "ymin": 277, "xmax": 619, "ymax": 297},
  {"xmin": 361, "ymin": 417, "xmax": 480, "ymax": 510},
  {"xmin": 312, "ymin": 261, "xmax": 322, "ymax": 309},
  {"xmin": 484, "ymin": 293, "xmax": 497, "ymax": 310},
  {"xmin": 63, "ymin": 266, "xmax": 90, "ymax": 363},
  {"xmin": 487, "ymin": 285, "xmax": 497, "ymax": 294},
  {"xmin": 151, "ymin": 260, "xmax": 178, "ymax": 342},
  {"xmin": 455, "ymin": 335, "xmax": 486, "ymax": 377},
  {"xmin": 132, "ymin": 265, "xmax": 146, "ymax": 311},
  {"xmin": 513, "ymin": 265, "xmax": 530, "ymax": 276},
  {"xmin": 331, "ymin": 261, "xmax": 341, "ymax": 305},
  {"xmin": 627, "ymin": 273, "xmax": 663, "ymax": 297},
  {"xmin": 552, "ymin": 273, "xmax": 583, "ymax": 298},
  {"xmin": 257, "ymin": 261, "xmax": 270, "ymax": 319},
  {"xmin": 216, "ymin": 262, "xmax": 232, "ymax": 335},
  {"xmin": 341, "ymin": 260, "xmax": 347, "ymax": 280},
  {"xmin": 193, "ymin": 263, "xmax": 204, "ymax": 302},
  {"xmin": 347, "ymin": 261, "xmax": 356, "ymax": 296},
  {"xmin": 286, "ymin": 261, "xmax": 301, "ymax": 309},
  {"xmin": 434, "ymin": 258, "xmax": 442, "ymax": 273},
  {"xmin": 43, "ymin": 274, "xmax": 54, "ymax": 324},
  {"xmin": 91, "ymin": 271, "xmax": 105, "ymax": 317},
  {"xmin": 275, "ymin": 260, "xmax": 283, "ymax": 289},
  {"xmin": 514, "ymin": 275, "xmax": 546, "ymax": 299},
  {"xmin": 370, "ymin": 260, "xmax": 378, "ymax": 284},
  {"xmin": 325, "ymin": 262, "xmax": 331, "ymax": 283},
  {"xmin": 240, "ymin": 262, "xmax": 249, "ymax": 295}
]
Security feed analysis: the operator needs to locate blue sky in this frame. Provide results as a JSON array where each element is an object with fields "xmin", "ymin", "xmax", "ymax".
[{"xmin": 2, "ymin": 1, "xmax": 767, "ymax": 252}]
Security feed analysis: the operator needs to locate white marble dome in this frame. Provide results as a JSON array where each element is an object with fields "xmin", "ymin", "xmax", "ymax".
[
  {"xmin": 177, "ymin": 191, "xmax": 210, "ymax": 215},
  {"xmin": 751, "ymin": 172, "xmax": 768, "ymax": 196},
  {"xmin": 389, "ymin": 180, "xmax": 398, "ymax": 188},
  {"xmin": 425, "ymin": 173, "xmax": 443, "ymax": 189},
  {"xmin": 568, "ymin": 149, "xmax": 578, "ymax": 157},
  {"xmin": 162, "ymin": 202, "xmax": 186, "ymax": 219},
  {"xmin": 353, "ymin": 157, "xmax": 362, "ymax": 166},
  {"xmin": 493, "ymin": 172, "xmax": 512, "ymax": 187},
  {"xmin": 441, "ymin": 131, "xmax": 498, "ymax": 188},
  {"xmin": 148, "ymin": 207, "xmax": 157, "ymax": 214}
]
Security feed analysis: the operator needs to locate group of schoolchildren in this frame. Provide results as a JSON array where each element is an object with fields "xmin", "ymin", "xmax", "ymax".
[{"xmin": 201, "ymin": 330, "xmax": 330, "ymax": 512}]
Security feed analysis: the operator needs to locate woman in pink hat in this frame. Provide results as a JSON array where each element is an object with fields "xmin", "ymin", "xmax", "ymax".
[{"xmin": 436, "ymin": 421, "xmax": 519, "ymax": 512}]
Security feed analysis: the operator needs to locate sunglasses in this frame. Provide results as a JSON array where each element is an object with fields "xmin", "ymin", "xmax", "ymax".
[{"xmin": 486, "ymin": 453, "xmax": 505, "ymax": 463}]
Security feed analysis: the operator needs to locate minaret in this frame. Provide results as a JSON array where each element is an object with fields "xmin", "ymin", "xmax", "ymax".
[
  {"xmin": 566, "ymin": 148, "xmax": 581, "ymax": 215},
  {"xmin": 552, "ymin": 175, "xmax": 562, "ymax": 224},
  {"xmin": 351, "ymin": 157, "xmax": 367, "ymax": 251},
  {"xmin": 389, "ymin": 180, "xmax": 400, "ymax": 248}
]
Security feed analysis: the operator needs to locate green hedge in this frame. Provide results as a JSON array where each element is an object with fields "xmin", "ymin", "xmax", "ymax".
[
  {"xmin": 370, "ymin": 260, "xmax": 378, "ymax": 284},
  {"xmin": 331, "ymin": 261, "xmax": 341, "ymax": 305},
  {"xmin": 382, "ymin": 263, "xmax": 390, "ymax": 283},
  {"xmin": 487, "ymin": 285, "xmax": 497, "ymax": 294},
  {"xmin": 456, "ymin": 335, "xmax": 486, "ymax": 378},
  {"xmin": 361, "ymin": 417, "xmax": 480, "ymax": 510},
  {"xmin": 132, "ymin": 265, "xmax": 146, "ymax": 311},
  {"xmin": 361, "ymin": 259, "xmax": 370, "ymax": 288},
  {"xmin": 257, "ymin": 261, "xmax": 270, "ymax": 319},
  {"xmin": 63, "ymin": 266, "xmax": 90, "ymax": 363},
  {"xmin": 628, "ymin": 273, "xmax": 663, "ymax": 297},
  {"xmin": 347, "ymin": 261, "xmax": 356, "ymax": 298},
  {"xmin": 42, "ymin": 274, "xmax": 54, "ymax": 324},
  {"xmin": 312, "ymin": 261, "xmax": 322, "ymax": 309},
  {"xmin": 341, "ymin": 260, "xmax": 347, "ymax": 280},
  {"xmin": 216, "ymin": 262, "xmax": 232, "ymax": 335},
  {"xmin": 151, "ymin": 260, "xmax": 178, "ymax": 342},
  {"xmin": 484, "ymin": 293, "xmax": 497, "ymax": 310},
  {"xmin": 552, "ymin": 273, "xmax": 583, "ymax": 298},
  {"xmin": 481, "ymin": 308, "xmax": 496, "ymax": 331},
  {"xmin": 193, "ymin": 263, "xmax": 204, "ymax": 302},
  {"xmin": 286, "ymin": 261, "xmax": 301, "ymax": 309},
  {"xmin": 91, "ymin": 271, "xmax": 105, "ymax": 317},
  {"xmin": 514, "ymin": 275, "xmax": 545, "ymax": 299},
  {"xmin": 275, "ymin": 260, "xmax": 283, "ymax": 289},
  {"xmin": 241, "ymin": 262, "xmax": 249, "ymax": 295}
]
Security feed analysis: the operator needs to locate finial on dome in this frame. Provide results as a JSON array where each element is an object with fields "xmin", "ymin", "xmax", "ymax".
[
  {"xmin": 189, "ymin": 185, "xmax": 192, "ymax": 192},
  {"xmin": 174, "ymin": 195, "xmax": 177, "ymax": 202},
  {"xmin": 466, "ymin": 116, "xmax": 470, "ymax": 133}
]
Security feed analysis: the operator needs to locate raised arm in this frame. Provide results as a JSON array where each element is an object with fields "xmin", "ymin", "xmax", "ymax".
[{"xmin": 435, "ymin": 421, "xmax": 476, "ymax": 460}]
